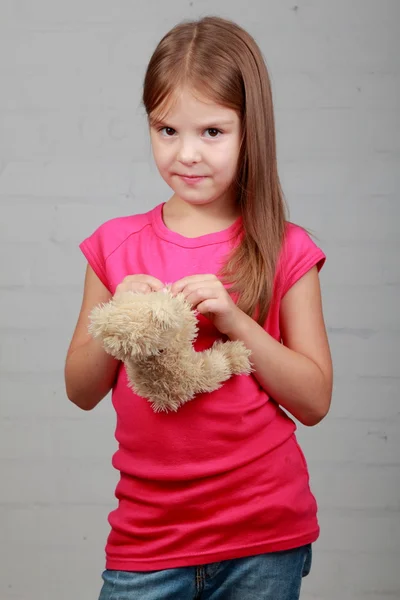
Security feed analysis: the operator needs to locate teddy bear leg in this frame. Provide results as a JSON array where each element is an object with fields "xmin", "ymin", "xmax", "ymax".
[
  {"xmin": 211, "ymin": 340, "xmax": 252, "ymax": 375},
  {"xmin": 194, "ymin": 349, "xmax": 232, "ymax": 392},
  {"xmin": 192, "ymin": 341, "xmax": 252, "ymax": 395}
]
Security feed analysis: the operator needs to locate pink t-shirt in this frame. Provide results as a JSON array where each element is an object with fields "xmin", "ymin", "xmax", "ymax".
[{"xmin": 79, "ymin": 203, "xmax": 326, "ymax": 571}]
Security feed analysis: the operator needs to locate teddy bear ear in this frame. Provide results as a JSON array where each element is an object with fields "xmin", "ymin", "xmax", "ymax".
[{"xmin": 150, "ymin": 305, "xmax": 182, "ymax": 329}]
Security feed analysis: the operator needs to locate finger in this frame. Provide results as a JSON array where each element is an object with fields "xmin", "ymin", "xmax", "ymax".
[
  {"xmin": 129, "ymin": 282, "xmax": 152, "ymax": 294},
  {"xmin": 115, "ymin": 282, "xmax": 151, "ymax": 296},
  {"xmin": 147, "ymin": 279, "xmax": 164, "ymax": 292},
  {"xmin": 176, "ymin": 280, "xmax": 221, "ymax": 299},
  {"xmin": 185, "ymin": 287, "xmax": 218, "ymax": 309},
  {"xmin": 184, "ymin": 283, "xmax": 224, "ymax": 305},
  {"xmin": 126, "ymin": 275, "xmax": 164, "ymax": 291},
  {"xmin": 196, "ymin": 298, "xmax": 220, "ymax": 317},
  {"xmin": 140, "ymin": 276, "xmax": 164, "ymax": 291},
  {"xmin": 171, "ymin": 274, "xmax": 217, "ymax": 295}
]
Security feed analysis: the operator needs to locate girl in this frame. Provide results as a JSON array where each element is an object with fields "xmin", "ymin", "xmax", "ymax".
[{"xmin": 65, "ymin": 16, "xmax": 333, "ymax": 600}]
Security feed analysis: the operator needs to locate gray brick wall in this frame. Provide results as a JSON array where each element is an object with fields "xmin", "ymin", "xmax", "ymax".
[{"xmin": 0, "ymin": 1, "xmax": 399, "ymax": 598}]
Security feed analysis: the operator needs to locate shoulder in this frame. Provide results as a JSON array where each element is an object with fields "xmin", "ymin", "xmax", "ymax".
[
  {"xmin": 81, "ymin": 211, "xmax": 152, "ymax": 258},
  {"xmin": 277, "ymin": 222, "xmax": 326, "ymax": 297},
  {"xmin": 283, "ymin": 221, "xmax": 320, "ymax": 248},
  {"xmin": 78, "ymin": 205, "xmax": 156, "ymax": 290}
]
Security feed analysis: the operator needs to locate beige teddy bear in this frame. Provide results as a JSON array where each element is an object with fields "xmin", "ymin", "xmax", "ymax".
[{"xmin": 88, "ymin": 288, "xmax": 252, "ymax": 413}]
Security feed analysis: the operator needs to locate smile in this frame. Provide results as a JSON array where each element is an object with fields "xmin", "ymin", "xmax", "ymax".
[{"xmin": 177, "ymin": 175, "xmax": 207, "ymax": 185}]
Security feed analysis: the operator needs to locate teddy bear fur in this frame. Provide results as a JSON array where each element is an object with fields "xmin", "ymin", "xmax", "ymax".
[{"xmin": 88, "ymin": 287, "xmax": 252, "ymax": 413}]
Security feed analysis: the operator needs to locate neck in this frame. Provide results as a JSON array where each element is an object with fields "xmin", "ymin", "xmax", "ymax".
[
  {"xmin": 167, "ymin": 193, "xmax": 239, "ymax": 219},
  {"xmin": 162, "ymin": 195, "xmax": 241, "ymax": 238}
]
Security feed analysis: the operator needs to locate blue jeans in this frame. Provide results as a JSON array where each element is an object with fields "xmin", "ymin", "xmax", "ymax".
[{"xmin": 98, "ymin": 544, "xmax": 312, "ymax": 600}]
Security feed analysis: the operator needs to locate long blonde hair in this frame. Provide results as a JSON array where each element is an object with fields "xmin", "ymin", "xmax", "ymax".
[{"xmin": 143, "ymin": 16, "xmax": 287, "ymax": 325}]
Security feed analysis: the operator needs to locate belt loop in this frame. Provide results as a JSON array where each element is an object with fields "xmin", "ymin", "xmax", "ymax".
[{"xmin": 195, "ymin": 565, "xmax": 206, "ymax": 597}]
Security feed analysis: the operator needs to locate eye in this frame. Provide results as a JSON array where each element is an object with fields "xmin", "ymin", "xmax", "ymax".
[
  {"xmin": 160, "ymin": 127, "xmax": 176, "ymax": 137},
  {"xmin": 204, "ymin": 128, "xmax": 222, "ymax": 138}
]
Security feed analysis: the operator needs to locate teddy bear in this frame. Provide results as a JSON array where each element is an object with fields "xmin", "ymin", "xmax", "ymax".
[{"xmin": 88, "ymin": 287, "xmax": 252, "ymax": 413}]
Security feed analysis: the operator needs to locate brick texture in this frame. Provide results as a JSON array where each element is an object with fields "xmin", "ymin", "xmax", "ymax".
[{"xmin": 0, "ymin": 1, "xmax": 399, "ymax": 598}]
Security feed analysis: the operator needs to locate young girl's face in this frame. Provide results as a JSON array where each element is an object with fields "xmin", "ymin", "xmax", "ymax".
[{"xmin": 149, "ymin": 87, "xmax": 241, "ymax": 211}]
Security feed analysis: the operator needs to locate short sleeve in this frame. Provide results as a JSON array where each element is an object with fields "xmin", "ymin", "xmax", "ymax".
[
  {"xmin": 79, "ymin": 222, "xmax": 110, "ymax": 292},
  {"xmin": 279, "ymin": 223, "xmax": 326, "ymax": 298}
]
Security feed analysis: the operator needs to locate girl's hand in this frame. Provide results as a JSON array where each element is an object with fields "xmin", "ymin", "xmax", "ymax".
[
  {"xmin": 113, "ymin": 275, "xmax": 164, "ymax": 300},
  {"xmin": 171, "ymin": 274, "xmax": 244, "ymax": 336}
]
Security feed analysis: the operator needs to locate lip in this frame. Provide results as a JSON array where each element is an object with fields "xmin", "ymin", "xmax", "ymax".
[{"xmin": 176, "ymin": 174, "xmax": 207, "ymax": 185}]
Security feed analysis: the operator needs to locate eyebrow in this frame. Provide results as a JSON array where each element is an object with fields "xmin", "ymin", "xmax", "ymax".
[{"xmin": 150, "ymin": 118, "xmax": 235, "ymax": 128}]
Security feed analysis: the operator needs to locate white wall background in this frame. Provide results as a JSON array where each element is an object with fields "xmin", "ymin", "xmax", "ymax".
[{"xmin": 0, "ymin": 1, "xmax": 399, "ymax": 598}]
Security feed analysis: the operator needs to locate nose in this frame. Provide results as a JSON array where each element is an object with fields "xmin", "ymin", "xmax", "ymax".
[{"xmin": 176, "ymin": 137, "xmax": 201, "ymax": 165}]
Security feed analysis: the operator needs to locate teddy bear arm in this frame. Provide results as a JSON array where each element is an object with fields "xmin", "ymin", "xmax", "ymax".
[
  {"xmin": 215, "ymin": 340, "xmax": 253, "ymax": 375},
  {"xmin": 189, "ymin": 349, "xmax": 231, "ymax": 393}
]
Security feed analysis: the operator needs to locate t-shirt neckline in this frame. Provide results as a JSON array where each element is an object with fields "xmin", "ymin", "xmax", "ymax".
[{"xmin": 151, "ymin": 203, "xmax": 243, "ymax": 248}]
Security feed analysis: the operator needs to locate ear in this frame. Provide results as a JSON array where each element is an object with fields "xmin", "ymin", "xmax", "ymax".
[
  {"xmin": 150, "ymin": 304, "xmax": 182, "ymax": 330},
  {"xmin": 88, "ymin": 302, "xmax": 115, "ymax": 339},
  {"xmin": 88, "ymin": 301, "xmax": 133, "ymax": 360}
]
